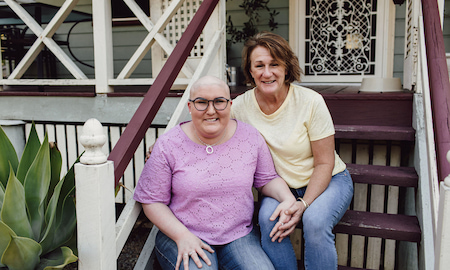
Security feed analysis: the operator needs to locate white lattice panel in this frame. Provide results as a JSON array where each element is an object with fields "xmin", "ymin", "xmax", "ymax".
[{"xmin": 162, "ymin": 0, "xmax": 204, "ymax": 58}]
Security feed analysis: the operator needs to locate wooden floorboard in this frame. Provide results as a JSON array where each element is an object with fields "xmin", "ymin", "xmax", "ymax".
[
  {"xmin": 346, "ymin": 163, "xmax": 418, "ymax": 188},
  {"xmin": 334, "ymin": 210, "xmax": 421, "ymax": 242},
  {"xmin": 335, "ymin": 124, "xmax": 415, "ymax": 141}
]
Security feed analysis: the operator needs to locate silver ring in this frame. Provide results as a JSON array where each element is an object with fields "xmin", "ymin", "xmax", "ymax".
[
  {"xmin": 184, "ymin": 253, "xmax": 188, "ymax": 257},
  {"xmin": 189, "ymin": 251, "xmax": 193, "ymax": 256},
  {"xmin": 280, "ymin": 222, "xmax": 285, "ymax": 226}
]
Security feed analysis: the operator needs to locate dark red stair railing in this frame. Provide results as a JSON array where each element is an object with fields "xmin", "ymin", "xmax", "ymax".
[
  {"xmin": 108, "ymin": 0, "xmax": 220, "ymax": 185},
  {"xmin": 421, "ymin": 0, "xmax": 450, "ymax": 181}
]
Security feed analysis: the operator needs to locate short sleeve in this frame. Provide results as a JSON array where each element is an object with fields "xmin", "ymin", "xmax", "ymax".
[
  {"xmin": 133, "ymin": 139, "xmax": 173, "ymax": 205},
  {"xmin": 252, "ymin": 128, "xmax": 280, "ymax": 188},
  {"xmin": 308, "ymin": 94, "xmax": 335, "ymax": 141}
]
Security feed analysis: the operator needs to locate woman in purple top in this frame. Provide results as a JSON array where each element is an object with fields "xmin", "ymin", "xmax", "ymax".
[{"xmin": 133, "ymin": 76, "xmax": 300, "ymax": 270}]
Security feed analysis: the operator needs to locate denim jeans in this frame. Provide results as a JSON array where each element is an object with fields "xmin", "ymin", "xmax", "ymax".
[
  {"xmin": 259, "ymin": 169, "xmax": 354, "ymax": 270},
  {"xmin": 155, "ymin": 227, "xmax": 275, "ymax": 270}
]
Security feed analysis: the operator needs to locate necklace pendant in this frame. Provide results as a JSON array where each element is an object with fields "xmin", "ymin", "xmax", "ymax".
[{"xmin": 205, "ymin": 145, "xmax": 214, "ymax": 154}]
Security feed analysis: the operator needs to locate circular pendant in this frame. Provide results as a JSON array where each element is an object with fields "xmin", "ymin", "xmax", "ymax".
[{"xmin": 205, "ymin": 145, "xmax": 214, "ymax": 154}]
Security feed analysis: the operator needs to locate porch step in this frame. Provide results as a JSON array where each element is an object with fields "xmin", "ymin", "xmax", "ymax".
[
  {"xmin": 346, "ymin": 163, "xmax": 418, "ymax": 188},
  {"xmin": 335, "ymin": 124, "xmax": 415, "ymax": 141},
  {"xmin": 294, "ymin": 209, "xmax": 421, "ymax": 243},
  {"xmin": 337, "ymin": 266, "xmax": 370, "ymax": 270},
  {"xmin": 334, "ymin": 210, "xmax": 421, "ymax": 242}
]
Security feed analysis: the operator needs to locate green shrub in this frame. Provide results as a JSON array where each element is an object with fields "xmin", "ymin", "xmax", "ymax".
[{"xmin": 0, "ymin": 123, "xmax": 77, "ymax": 270}]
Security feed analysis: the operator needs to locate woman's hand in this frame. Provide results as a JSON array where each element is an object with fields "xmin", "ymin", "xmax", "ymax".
[
  {"xmin": 175, "ymin": 231, "xmax": 215, "ymax": 270},
  {"xmin": 142, "ymin": 203, "xmax": 214, "ymax": 270},
  {"xmin": 269, "ymin": 200, "xmax": 303, "ymax": 242},
  {"xmin": 144, "ymin": 143, "xmax": 155, "ymax": 162}
]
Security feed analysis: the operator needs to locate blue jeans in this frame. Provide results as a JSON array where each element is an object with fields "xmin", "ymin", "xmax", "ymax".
[
  {"xmin": 155, "ymin": 227, "xmax": 275, "ymax": 270},
  {"xmin": 259, "ymin": 169, "xmax": 354, "ymax": 270}
]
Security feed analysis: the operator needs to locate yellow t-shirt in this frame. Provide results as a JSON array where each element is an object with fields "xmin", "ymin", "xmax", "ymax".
[{"xmin": 231, "ymin": 84, "xmax": 346, "ymax": 189}]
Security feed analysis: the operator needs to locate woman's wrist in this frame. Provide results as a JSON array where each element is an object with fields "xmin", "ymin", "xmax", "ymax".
[{"xmin": 297, "ymin": 197, "xmax": 309, "ymax": 209}]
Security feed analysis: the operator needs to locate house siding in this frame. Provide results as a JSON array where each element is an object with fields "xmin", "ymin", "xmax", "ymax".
[
  {"xmin": 10, "ymin": 1, "xmax": 450, "ymax": 83},
  {"xmin": 17, "ymin": 1, "xmax": 429, "ymax": 82}
]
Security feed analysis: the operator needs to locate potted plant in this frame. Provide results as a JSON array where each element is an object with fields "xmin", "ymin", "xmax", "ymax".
[{"xmin": 226, "ymin": 0, "xmax": 279, "ymax": 86}]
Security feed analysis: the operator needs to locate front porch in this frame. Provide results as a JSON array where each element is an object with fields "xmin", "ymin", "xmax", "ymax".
[
  {"xmin": 1, "ymin": 86, "xmax": 421, "ymax": 270},
  {"xmin": 2, "ymin": 0, "xmax": 450, "ymax": 269}
]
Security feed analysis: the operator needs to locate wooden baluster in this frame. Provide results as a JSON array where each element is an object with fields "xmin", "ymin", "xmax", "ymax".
[{"xmin": 75, "ymin": 118, "xmax": 116, "ymax": 270}]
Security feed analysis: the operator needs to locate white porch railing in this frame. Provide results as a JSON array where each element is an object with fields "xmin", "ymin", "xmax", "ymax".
[
  {"xmin": 415, "ymin": 11, "xmax": 450, "ymax": 270},
  {"xmin": 0, "ymin": 0, "xmax": 226, "ymax": 92}
]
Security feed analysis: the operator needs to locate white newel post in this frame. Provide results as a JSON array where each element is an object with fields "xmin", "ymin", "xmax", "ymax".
[
  {"xmin": 75, "ymin": 119, "xmax": 117, "ymax": 270},
  {"xmin": 435, "ymin": 150, "xmax": 450, "ymax": 270}
]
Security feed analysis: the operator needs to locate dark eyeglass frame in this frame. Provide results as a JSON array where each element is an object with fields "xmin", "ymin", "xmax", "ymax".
[{"xmin": 188, "ymin": 97, "xmax": 231, "ymax": 111}]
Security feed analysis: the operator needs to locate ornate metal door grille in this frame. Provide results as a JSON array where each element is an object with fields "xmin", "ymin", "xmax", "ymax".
[{"xmin": 305, "ymin": 0, "xmax": 377, "ymax": 76}]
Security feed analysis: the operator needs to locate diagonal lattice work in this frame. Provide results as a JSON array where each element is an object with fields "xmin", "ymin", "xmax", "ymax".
[
  {"xmin": 305, "ymin": 0, "xmax": 377, "ymax": 76},
  {"xmin": 3, "ymin": 0, "xmax": 87, "ymax": 80},
  {"xmin": 118, "ymin": 0, "xmax": 210, "ymax": 80},
  {"xmin": 162, "ymin": 0, "xmax": 204, "ymax": 58}
]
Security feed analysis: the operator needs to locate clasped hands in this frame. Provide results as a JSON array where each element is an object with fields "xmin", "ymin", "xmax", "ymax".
[{"xmin": 268, "ymin": 199, "xmax": 304, "ymax": 242}]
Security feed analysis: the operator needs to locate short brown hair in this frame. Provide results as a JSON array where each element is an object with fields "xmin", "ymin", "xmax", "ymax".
[{"xmin": 242, "ymin": 32, "xmax": 302, "ymax": 87}]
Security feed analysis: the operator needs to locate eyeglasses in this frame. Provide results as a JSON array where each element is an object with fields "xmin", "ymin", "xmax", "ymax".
[{"xmin": 188, "ymin": 97, "xmax": 231, "ymax": 111}]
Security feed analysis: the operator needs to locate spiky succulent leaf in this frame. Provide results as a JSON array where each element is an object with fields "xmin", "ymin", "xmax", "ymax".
[
  {"xmin": 1, "ymin": 235, "xmax": 42, "ymax": 270},
  {"xmin": 16, "ymin": 123, "xmax": 41, "ymax": 184},
  {"xmin": 0, "ymin": 221, "xmax": 16, "ymax": 267},
  {"xmin": 0, "ymin": 183, "xmax": 5, "ymax": 211},
  {"xmin": 54, "ymin": 186, "xmax": 76, "ymax": 248},
  {"xmin": 36, "ymin": 246, "xmax": 77, "ymax": 270},
  {"xmin": 41, "ymin": 185, "xmax": 76, "ymax": 256},
  {"xmin": 1, "ymin": 166, "xmax": 34, "ymax": 239},
  {"xmin": 24, "ymin": 134, "xmax": 51, "ymax": 242},
  {"xmin": 41, "ymin": 159, "xmax": 77, "ymax": 255},
  {"xmin": 47, "ymin": 142, "xmax": 62, "ymax": 207},
  {"xmin": 0, "ymin": 125, "xmax": 19, "ymax": 188}
]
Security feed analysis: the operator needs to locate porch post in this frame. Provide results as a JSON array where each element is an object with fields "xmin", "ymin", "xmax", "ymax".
[
  {"xmin": 92, "ymin": 0, "xmax": 114, "ymax": 93},
  {"xmin": 75, "ymin": 119, "xmax": 116, "ymax": 270},
  {"xmin": 435, "ymin": 150, "xmax": 450, "ymax": 270}
]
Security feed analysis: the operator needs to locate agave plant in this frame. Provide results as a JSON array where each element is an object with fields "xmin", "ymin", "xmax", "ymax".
[{"xmin": 0, "ymin": 123, "xmax": 77, "ymax": 270}]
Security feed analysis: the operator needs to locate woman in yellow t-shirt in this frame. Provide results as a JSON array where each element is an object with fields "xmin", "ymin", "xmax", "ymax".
[{"xmin": 231, "ymin": 32, "xmax": 354, "ymax": 270}]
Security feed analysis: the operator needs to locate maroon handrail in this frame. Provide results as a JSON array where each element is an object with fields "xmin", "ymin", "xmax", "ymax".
[
  {"xmin": 421, "ymin": 0, "xmax": 450, "ymax": 181},
  {"xmin": 108, "ymin": 0, "xmax": 220, "ymax": 185}
]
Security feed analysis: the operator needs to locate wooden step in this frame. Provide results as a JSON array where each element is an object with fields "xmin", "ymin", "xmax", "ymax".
[
  {"xmin": 337, "ymin": 266, "xmax": 369, "ymax": 270},
  {"xmin": 323, "ymin": 92, "xmax": 413, "ymax": 127},
  {"xmin": 346, "ymin": 163, "xmax": 418, "ymax": 188},
  {"xmin": 334, "ymin": 210, "xmax": 421, "ymax": 243},
  {"xmin": 296, "ymin": 263, "xmax": 365, "ymax": 270},
  {"xmin": 335, "ymin": 124, "xmax": 415, "ymax": 141}
]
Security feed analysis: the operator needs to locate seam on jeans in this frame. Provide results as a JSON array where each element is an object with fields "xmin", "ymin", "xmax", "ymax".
[{"xmin": 155, "ymin": 245, "xmax": 177, "ymax": 269}]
